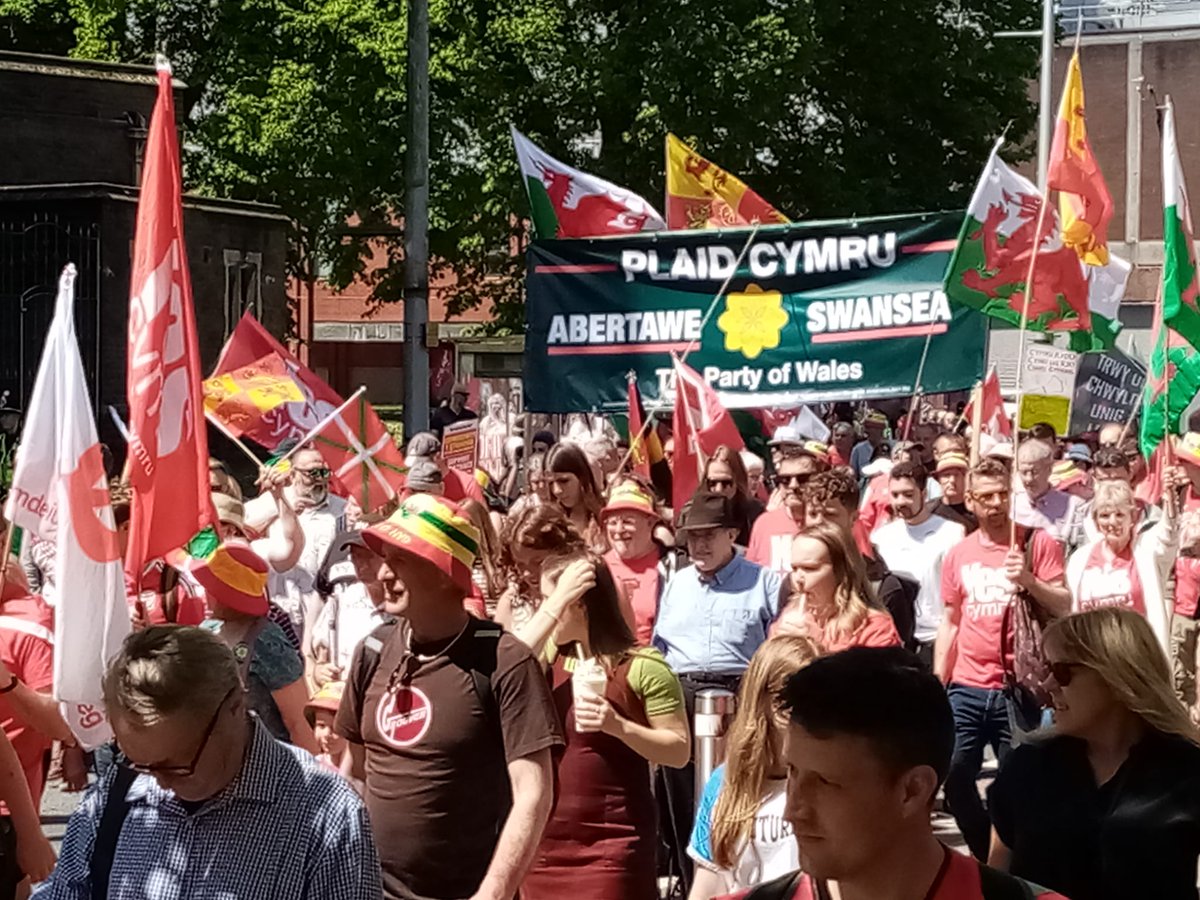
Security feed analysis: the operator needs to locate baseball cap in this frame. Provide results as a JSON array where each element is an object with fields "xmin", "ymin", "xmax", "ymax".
[
  {"xmin": 406, "ymin": 431, "xmax": 441, "ymax": 462},
  {"xmin": 364, "ymin": 494, "xmax": 480, "ymax": 593},
  {"xmin": 1065, "ymin": 443, "xmax": 1093, "ymax": 465},
  {"xmin": 212, "ymin": 492, "xmax": 245, "ymax": 534},
  {"xmin": 405, "ymin": 458, "xmax": 444, "ymax": 493},
  {"xmin": 189, "ymin": 540, "xmax": 269, "ymax": 617},
  {"xmin": 987, "ymin": 441, "xmax": 1015, "ymax": 461},
  {"xmin": 769, "ymin": 424, "xmax": 803, "ymax": 447}
]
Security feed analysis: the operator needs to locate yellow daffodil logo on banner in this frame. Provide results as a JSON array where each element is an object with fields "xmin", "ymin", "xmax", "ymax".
[{"xmin": 716, "ymin": 284, "xmax": 788, "ymax": 359}]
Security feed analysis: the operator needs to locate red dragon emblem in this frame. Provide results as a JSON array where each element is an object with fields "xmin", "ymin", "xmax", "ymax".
[{"xmin": 961, "ymin": 191, "xmax": 1091, "ymax": 331}]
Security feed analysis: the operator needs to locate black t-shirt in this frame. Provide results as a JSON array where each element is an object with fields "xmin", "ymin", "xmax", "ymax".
[
  {"xmin": 336, "ymin": 616, "xmax": 564, "ymax": 900},
  {"xmin": 430, "ymin": 405, "xmax": 477, "ymax": 437},
  {"xmin": 931, "ymin": 499, "xmax": 977, "ymax": 534},
  {"xmin": 988, "ymin": 732, "xmax": 1200, "ymax": 900}
]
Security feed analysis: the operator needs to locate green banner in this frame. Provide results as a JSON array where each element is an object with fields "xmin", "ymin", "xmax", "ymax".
[{"xmin": 524, "ymin": 212, "xmax": 987, "ymax": 412}]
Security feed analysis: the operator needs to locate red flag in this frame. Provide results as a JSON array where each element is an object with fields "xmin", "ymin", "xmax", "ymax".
[
  {"xmin": 627, "ymin": 379, "xmax": 651, "ymax": 480},
  {"xmin": 214, "ymin": 312, "xmax": 406, "ymax": 510},
  {"xmin": 965, "ymin": 369, "xmax": 1012, "ymax": 440},
  {"xmin": 125, "ymin": 60, "xmax": 215, "ymax": 577},
  {"xmin": 671, "ymin": 359, "xmax": 743, "ymax": 512}
]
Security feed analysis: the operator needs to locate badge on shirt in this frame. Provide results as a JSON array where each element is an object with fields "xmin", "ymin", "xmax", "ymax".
[{"xmin": 375, "ymin": 685, "xmax": 433, "ymax": 749}]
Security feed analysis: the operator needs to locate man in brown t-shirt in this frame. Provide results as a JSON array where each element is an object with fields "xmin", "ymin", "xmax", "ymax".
[{"xmin": 336, "ymin": 494, "xmax": 563, "ymax": 900}]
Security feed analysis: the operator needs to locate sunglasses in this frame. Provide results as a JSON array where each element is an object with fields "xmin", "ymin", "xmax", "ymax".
[
  {"xmin": 707, "ymin": 478, "xmax": 734, "ymax": 490},
  {"xmin": 1049, "ymin": 661, "xmax": 1086, "ymax": 687},
  {"xmin": 296, "ymin": 466, "xmax": 332, "ymax": 480},
  {"xmin": 780, "ymin": 474, "xmax": 811, "ymax": 487},
  {"xmin": 118, "ymin": 686, "xmax": 237, "ymax": 777}
]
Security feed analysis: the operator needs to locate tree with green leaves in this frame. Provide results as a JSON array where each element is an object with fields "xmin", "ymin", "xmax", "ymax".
[{"xmin": 0, "ymin": 0, "xmax": 1040, "ymax": 333}]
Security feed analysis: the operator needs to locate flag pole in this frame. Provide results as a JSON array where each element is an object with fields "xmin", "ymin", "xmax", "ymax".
[
  {"xmin": 901, "ymin": 326, "xmax": 936, "ymax": 441},
  {"xmin": 969, "ymin": 381, "xmax": 984, "ymax": 467},
  {"xmin": 1119, "ymin": 268, "xmax": 1164, "ymax": 446},
  {"xmin": 1010, "ymin": 36, "xmax": 1067, "ymax": 545},
  {"xmin": 0, "ymin": 525, "xmax": 15, "ymax": 601},
  {"xmin": 276, "ymin": 386, "xmax": 368, "ymax": 467},
  {"xmin": 205, "ymin": 410, "xmax": 265, "ymax": 470},
  {"xmin": 678, "ymin": 224, "xmax": 760, "ymax": 366}
]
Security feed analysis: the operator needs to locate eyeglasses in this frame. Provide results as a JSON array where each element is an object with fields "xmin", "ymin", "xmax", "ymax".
[
  {"xmin": 707, "ymin": 478, "xmax": 734, "ymax": 490},
  {"xmin": 1049, "ymin": 661, "xmax": 1087, "ymax": 687},
  {"xmin": 296, "ymin": 466, "xmax": 331, "ymax": 480},
  {"xmin": 780, "ymin": 473, "xmax": 811, "ymax": 487},
  {"xmin": 119, "ymin": 686, "xmax": 237, "ymax": 777}
]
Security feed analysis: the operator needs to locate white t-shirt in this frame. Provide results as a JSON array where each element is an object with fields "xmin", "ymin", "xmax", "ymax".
[
  {"xmin": 311, "ymin": 575, "xmax": 386, "ymax": 672},
  {"xmin": 245, "ymin": 492, "xmax": 347, "ymax": 633},
  {"xmin": 689, "ymin": 766, "xmax": 798, "ymax": 892},
  {"xmin": 871, "ymin": 513, "xmax": 965, "ymax": 644}
]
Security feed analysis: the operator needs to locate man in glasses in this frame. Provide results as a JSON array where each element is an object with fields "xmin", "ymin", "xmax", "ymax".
[
  {"xmin": 247, "ymin": 441, "xmax": 347, "ymax": 663},
  {"xmin": 935, "ymin": 458, "xmax": 1070, "ymax": 862},
  {"xmin": 748, "ymin": 446, "xmax": 825, "ymax": 575},
  {"xmin": 36, "ymin": 625, "xmax": 380, "ymax": 899}
]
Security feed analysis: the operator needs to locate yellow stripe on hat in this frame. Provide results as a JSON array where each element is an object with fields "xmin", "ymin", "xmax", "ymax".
[
  {"xmin": 398, "ymin": 496, "xmax": 480, "ymax": 569},
  {"xmin": 206, "ymin": 548, "xmax": 269, "ymax": 599}
]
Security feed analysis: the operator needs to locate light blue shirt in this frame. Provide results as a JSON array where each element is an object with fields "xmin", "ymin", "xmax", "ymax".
[
  {"xmin": 652, "ymin": 554, "xmax": 782, "ymax": 676},
  {"xmin": 35, "ymin": 719, "xmax": 382, "ymax": 900},
  {"xmin": 850, "ymin": 440, "xmax": 880, "ymax": 478}
]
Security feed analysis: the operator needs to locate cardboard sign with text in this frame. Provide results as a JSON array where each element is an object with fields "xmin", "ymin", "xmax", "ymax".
[
  {"xmin": 1018, "ymin": 345, "xmax": 1078, "ymax": 436},
  {"xmin": 442, "ymin": 420, "xmax": 478, "ymax": 474}
]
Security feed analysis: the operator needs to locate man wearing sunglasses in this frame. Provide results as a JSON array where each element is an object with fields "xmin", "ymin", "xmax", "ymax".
[
  {"xmin": 246, "ymin": 442, "xmax": 348, "ymax": 677},
  {"xmin": 935, "ymin": 458, "xmax": 1070, "ymax": 863},
  {"xmin": 36, "ymin": 626, "xmax": 380, "ymax": 899},
  {"xmin": 748, "ymin": 447, "xmax": 825, "ymax": 576}
]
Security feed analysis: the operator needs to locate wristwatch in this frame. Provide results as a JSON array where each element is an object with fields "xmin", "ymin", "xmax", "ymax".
[{"xmin": 0, "ymin": 674, "xmax": 19, "ymax": 694}]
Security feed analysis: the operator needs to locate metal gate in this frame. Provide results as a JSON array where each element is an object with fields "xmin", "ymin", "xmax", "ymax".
[{"xmin": 0, "ymin": 211, "xmax": 102, "ymax": 415}]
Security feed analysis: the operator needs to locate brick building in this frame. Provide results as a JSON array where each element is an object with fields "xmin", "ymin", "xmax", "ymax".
[{"xmin": 0, "ymin": 52, "xmax": 289, "ymax": 455}]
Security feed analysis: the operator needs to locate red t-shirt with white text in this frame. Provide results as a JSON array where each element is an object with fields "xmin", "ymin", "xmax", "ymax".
[
  {"xmin": 1074, "ymin": 542, "xmax": 1144, "ymax": 615},
  {"xmin": 747, "ymin": 506, "xmax": 801, "ymax": 575},
  {"xmin": 941, "ymin": 528, "xmax": 1065, "ymax": 690}
]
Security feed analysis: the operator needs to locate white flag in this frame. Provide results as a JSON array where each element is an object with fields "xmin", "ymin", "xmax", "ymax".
[
  {"xmin": 791, "ymin": 405, "xmax": 831, "ymax": 444},
  {"xmin": 4, "ymin": 265, "xmax": 130, "ymax": 748}
]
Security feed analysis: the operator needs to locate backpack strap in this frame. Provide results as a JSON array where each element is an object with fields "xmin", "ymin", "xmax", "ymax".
[
  {"xmin": 354, "ymin": 619, "xmax": 402, "ymax": 704},
  {"xmin": 232, "ymin": 617, "xmax": 270, "ymax": 689},
  {"xmin": 742, "ymin": 870, "xmax": 804, "ymax": 900},
  {"xmin": 976, "ymin": 860, "xmax": 1036, "ymax": 900},
  {"xmin": 89, "ymin": 764, "xmax": 138, "ymax": 900},
  {"xmin": 463, "ymin": 621, "xmax": 504, "ymax": 737}
]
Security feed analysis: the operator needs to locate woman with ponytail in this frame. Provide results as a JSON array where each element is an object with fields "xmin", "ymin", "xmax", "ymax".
[{"xmin": 687, "ymin": 636, "xmax": 819, "ymax": 898}]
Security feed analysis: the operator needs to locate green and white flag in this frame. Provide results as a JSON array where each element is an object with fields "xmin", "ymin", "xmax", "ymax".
[
  {"xmin": 511, "ymin": 126, "xmax": 665, "ymax": 239},
  {"xmin": 1161, "ymin": 97, "xmax": 1200, "ymax": 350},
  {"xmin": 1141, "ymin": 96, "xmax": 1200, "ymax": 457}
]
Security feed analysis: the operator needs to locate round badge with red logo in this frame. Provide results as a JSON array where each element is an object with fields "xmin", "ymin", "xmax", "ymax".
[{"xmin": 375, "ymin": 684, "xmax": 433, "ymax": 748}]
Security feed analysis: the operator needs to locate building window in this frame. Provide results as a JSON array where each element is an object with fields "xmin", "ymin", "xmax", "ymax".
[{"xmin": 224, "ymin": 250, "xmax": 263, "ymax": 336}]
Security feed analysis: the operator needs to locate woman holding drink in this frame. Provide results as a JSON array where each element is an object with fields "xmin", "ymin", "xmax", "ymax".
[{"xmin": 520, "ymin": 550, "xmax": 690, "ymax": 899}]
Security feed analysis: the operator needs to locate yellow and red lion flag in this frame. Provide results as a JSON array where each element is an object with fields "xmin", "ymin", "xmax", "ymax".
[
  {"xmin": 125, "ymin": 57, "xmax": 215, "ymax": 579},
  {"xmin": 203, "ymin": 354, "xmax": 306, "ymax": 433},
  {"xmin": 1047, "ymin": 51, "xmax": 1114, "ymax": 268},
  {"xmin": 665, "ymin": 133, "xmax": 788, "ymax": 230}
]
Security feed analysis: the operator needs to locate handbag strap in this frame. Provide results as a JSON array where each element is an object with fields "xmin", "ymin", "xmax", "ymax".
[{"xmin": 89, "ymin": 763, "xmax": 137, "ymax": 900}]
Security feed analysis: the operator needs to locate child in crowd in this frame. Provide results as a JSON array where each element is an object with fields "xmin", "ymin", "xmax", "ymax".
[{"xmin": 305, "ymin": 681, "xmax": 348, "ymax": 772}]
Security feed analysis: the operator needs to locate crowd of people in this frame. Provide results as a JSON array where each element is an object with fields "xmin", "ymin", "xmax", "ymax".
[{"xmin": 0, "ymin": 403, "xmax": 1199, "ymax": 899}]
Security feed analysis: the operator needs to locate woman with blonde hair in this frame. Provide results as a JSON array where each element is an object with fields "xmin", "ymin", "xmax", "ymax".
[
  {"xmin": 1066, "ymin": 477, "xmax": 1177, "ymax": 653},
  {"xmin": 774, "ymin": 522, "xmax": 901, "ymax": 653},
  {"xmin": 687, "ymin": 636, "xmax": 819, "ymax": 898},
  {"xmin": 988, "ymin": 607, "xmax": 1200, "ymax": 900}
]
